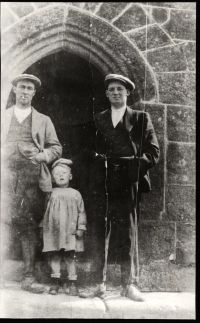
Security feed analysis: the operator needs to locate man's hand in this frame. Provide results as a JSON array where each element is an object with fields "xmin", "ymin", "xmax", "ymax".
[
  {"xmin": 32, "ymin": 152, "xmax": 47, "ymax": 164},
  {"xmin": 94, "ymin": 152, "xmax": 106, "ymax": 159},
  {"xmin": 76, "ymin": 229, "xmax": 84, "ymax": 239},
  {"xmin": 134, "ymin": 154, "xmax": 153, "ymax": 175},
  {"xmin": 137, "ymin": 154, "xmax": 152, "ymax": 167}
]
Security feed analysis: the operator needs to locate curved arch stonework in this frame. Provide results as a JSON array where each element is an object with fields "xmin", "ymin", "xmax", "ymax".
[
  {"xmin": 1, "ymin": 3, "xmax": 196, "ymax": 293},
  {"xmin": 1, "ymin": 4, "xmax": 158, "ymax": 110}
]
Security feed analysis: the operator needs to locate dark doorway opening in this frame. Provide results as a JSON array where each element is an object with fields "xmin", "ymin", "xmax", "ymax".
[
  {"xmin": 5, "ymin": 51, "xmax": 135, "ymax": 265},
  {"xmin": 24, "ymin": 51, "xmax": 109, "ymax": 218},
  {"xmin": 5, "ymin": 51, "xmax": 110, "ymax": 263}
]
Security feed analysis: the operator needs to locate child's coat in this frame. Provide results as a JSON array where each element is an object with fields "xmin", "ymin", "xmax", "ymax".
[{"xmin": 42, "ymin": 187, "xmax": 86, "ymax": 252}]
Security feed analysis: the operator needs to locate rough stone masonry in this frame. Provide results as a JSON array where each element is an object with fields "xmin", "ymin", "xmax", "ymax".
[{"xmin": 1, "ymin": 2, "xmax": 196, "ymax": 291}]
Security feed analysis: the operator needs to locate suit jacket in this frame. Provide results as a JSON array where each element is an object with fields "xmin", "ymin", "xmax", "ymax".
[
  {"xmin": 2, "ymin": 106, "xmax": 62, "ymax": 192},
  {"xmin": 94, "ymin": 106, "xmax": 160, "ymax": 193}
]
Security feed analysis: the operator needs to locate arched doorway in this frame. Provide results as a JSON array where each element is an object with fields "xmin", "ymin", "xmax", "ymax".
[
  {"xmin": 30, "ymin": 50, "xmax": 109, "ymax": 218},
  {"xmin": 5, "ymin": 50, "xmax": 114, "ymax": 263},
  {"xmin": 6, "ymin": 49, "xmax": 136, "ymax": 218},
  {"xmin": 2, "ymin": 4, "xmax": 159, "ymax": 270},
  {"xmin": 2, "ymin": 5, "xmax": 158, "ymax": 111}
]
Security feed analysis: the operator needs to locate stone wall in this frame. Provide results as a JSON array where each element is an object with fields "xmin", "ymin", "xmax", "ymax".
[{"xmin": 1, "ymin": 2, "xmax": 196, "ymax": 291}]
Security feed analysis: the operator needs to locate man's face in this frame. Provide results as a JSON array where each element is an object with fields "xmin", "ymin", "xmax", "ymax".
[
  {"xmin": 106, "ymin": 81, "xmax": 130, "ymax": 107},
  {"xmin": 13, "ymin": 80, "xmax": 36, "ymax": 107}
]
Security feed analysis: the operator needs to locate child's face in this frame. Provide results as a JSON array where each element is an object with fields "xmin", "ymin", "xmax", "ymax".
[{"xmin": 52, "ymin": 165, "xmax": 72, "ymax": 187}]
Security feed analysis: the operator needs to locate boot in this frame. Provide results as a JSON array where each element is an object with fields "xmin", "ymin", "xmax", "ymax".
[
  {"xmin": 121, "ymin": 284, "xmax": 144, "ymax": 302},
  {"xmin": 49, "ymin": 278, "xmax": 60, "ymax": 295},
  {"xmin": 69, "ymin": 281, "xmax": 79, "ymax": 296},
  {"xmin": 21, "ymin": 275, "xmax": 45, "ymax": 294},
  {"xmin": 79, "ymin": 282, "xmax": 106, "ymax": 298},
  {"xmin": 62, "ymin": 279, "xmax": 69, "ymax": 294}
]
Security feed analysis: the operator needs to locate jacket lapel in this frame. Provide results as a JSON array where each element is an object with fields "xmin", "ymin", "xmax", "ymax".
[
  {"xmin": 99, "ymin": 107, "xmax": 137, "ymax": 133},
  {"xmin": 99, "ymin": 109, "xmax": 112, "ymax": 131},
  {"xmin": 31, "ymin": 107, "xmax": 43, "ymax": 150},
  {"xmin": 124, "ymin": 106, "xmax": 137, "ymax": 133}
]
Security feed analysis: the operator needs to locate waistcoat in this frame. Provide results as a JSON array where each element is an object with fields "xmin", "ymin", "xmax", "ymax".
[
  {"xmin": 6, "ymin": 113, "xmax": 33, "ymax": 143},
  {"xmin": 105, "ymin": 122, "xmax": 134, "ymax": 157},
  {"xmin": 5, "ymin": 113, "xmax": 39, "ymax": 167}
]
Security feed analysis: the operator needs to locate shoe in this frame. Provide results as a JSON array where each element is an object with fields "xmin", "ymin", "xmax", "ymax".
[
  {"xmin": 49, "ymin": 278, "xmax": 60, "ymax": 295},
  {"xmin": 79, "ymin": 283, "xmax": 106, "ymax": 298},
  {"xmin": 21, "ymin": 276, "xmax": 45, "ymax": 294},
  {"xmin": 69, "ymin": 281, "xmax": 79, "ymax": 296},
  {"xmin": 120, "ymin": 287, "xmax": 126, "ymax": 297},
  {"xmin": 49, "ymin": 285, "xmax": 59, "ymax": 295},
  {"xmin": 122, "ymin": 284, "xmax": 144, "ymax": 302},
  {"xmin": 62, "ymin": 282, "xmax": 69, "ymax": 294}
]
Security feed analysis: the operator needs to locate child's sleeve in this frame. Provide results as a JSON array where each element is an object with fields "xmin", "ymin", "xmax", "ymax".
[{"xmin": 77, "ymin": 192, "xmax": 87, "ymax": 231}]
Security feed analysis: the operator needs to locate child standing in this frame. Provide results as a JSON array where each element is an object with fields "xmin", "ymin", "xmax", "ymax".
[{"xmin": 42, "ymin": 158, "xmax": 87, "ymax": 295}]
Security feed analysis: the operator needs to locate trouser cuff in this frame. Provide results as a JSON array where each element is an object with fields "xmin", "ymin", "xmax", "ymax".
[
  {"xmin": 51, "ymin": 273, "xmax": 61, "ymax": 279},
  {"xmin": 68, "ymin": 274, "xmax": 77, "ymax": 280}
]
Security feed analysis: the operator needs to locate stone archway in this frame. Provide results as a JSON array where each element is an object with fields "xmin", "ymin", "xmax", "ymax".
[
  {"xmin": 1, "ymin": 3, "xmax": 160, "ymax": 273},
  {"xmin": 1, "ymin": 4, "xmax": 158, "ymax": 110}
]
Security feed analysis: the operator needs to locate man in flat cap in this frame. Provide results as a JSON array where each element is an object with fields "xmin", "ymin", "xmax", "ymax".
[
  {"xmin": 1, "ymin": 74, "xmax": 62, "ymax": 293},
  {"xmin": 82, "ymin": 74, "xmax": 159, "ymax": 300}
]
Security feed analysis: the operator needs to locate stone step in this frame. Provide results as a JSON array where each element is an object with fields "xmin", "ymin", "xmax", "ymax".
[
  {"xmin": 1, "ymin": 259, "xmax": 195, "ymax": 292},
  {"xmin": 0, "ymin": 283, "xmax": 195, "ymax": 319}
]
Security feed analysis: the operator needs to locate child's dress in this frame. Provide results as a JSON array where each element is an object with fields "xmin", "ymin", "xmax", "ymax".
[{"xmin": 42, "ymin": 187, "xmax": 86, "ymax": 253}]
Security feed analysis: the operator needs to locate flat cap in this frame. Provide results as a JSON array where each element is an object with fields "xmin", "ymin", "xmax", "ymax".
[
  {"xmin": 105, "ymin": 74, "xmax": 135, "ymax": 91},
  {"xmin": 52, "ymin": 158, "xmax": 73, "ymax": 170},
  {"xmin": 11, "ymin": 74, "xmax": 41, "ymax": 88}
]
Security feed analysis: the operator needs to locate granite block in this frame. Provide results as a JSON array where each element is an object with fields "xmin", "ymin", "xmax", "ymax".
[
  {"xmin": 166, "ymin": 185, "xmax": 195, "ymax": 222},
  {"xmin": 83, "ymin": 3, "xmax": 102, "ymax": 13},
  {"xmin": 149, "ymin": 3, "xmax": 196, "ymax": 10},
  {"xmin": 114, "ymin": 4, "xmax": 150, "ymax": 32},
  {"xmin": 176, "ymin": 223, "xmax": 195, "ymax": 265},
  {"xmin": 147, "ymin": 44, "xmax": 187, "ymax": 72},
  {"xmin": 127, "ymin": 24, "xmax": 173, "ymax": 51},
  {"xmin": 164, "ymin": 10, "xmax": 196, "ymax": 40},
  {"xmin": 151, "ymin": 7, "xmax": 169, "ymax": 24},
  {"xmin": 182, "ymin": 42, "xmax": 196, "ymax": 71},
  {"xmin": 158, "ymin": 72, "xmax": 195, "ymax": 105},
  {"xmin": 8, "ymin": 2, "xmax": 34, "ymax": 18},
  {"xmin": 97, "ymin": 2, "xmax": 129, "ymax": 21},
  {"xmin": 167, "ymin": 105, "xmax": 195, "ymax": 142},
  {"xmin": 138, "ymin": 222, "xmax": 175, "ymax": 263},
  {"xmin": 167, "ymin": 142, "xmax": 195, "ymax": 185}
]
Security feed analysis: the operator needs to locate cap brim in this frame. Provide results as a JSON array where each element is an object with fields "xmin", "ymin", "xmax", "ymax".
[
  {"xmin": 105, "ymin": 77, "xmax": 135, "ymax": 91},
  {"xmin": 12, "ymin": 75, "xmax": 41, "ymax": 88},
  {"xmin": 52, "ymin": 158, "xmax": 73, "ymax": 169}
]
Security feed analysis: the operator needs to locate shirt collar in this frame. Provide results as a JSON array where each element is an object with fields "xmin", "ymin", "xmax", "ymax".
[
  {"xmin": 14, "ymin": 105, "xmax": 32, "ymax": 115},
  {"xmin": 111, "ymin": 105, "xmax": 126, "ymax": 114}
]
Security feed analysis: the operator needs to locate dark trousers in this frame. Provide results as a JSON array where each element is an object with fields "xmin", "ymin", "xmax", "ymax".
[
  {"xmin": 94, "ymin": 160, "xmax": 140, "ymax": 286},
  {"xmin": 2, "ymin": 159, "xmax": 44, "ymax": 278}
]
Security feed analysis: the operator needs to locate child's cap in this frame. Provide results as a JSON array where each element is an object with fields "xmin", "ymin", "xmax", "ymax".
[{"xmin": 52, "ymin": 158, "xmax": 73, "ymax": 170}]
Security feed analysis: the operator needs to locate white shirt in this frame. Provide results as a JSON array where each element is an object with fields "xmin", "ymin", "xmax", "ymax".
[
  {"xmin": 14, "ymin": 106, "xmax": 32, "ymax": 124},
  {"xmin": 111, "ymin": 106, "xmax": 126, "ymax": 128}
]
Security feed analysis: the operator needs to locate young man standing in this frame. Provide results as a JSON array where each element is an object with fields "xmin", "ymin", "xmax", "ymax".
[
  {"xmin": 1, "ymin": 74, "xmax": 62, "ymax": 293},
  {"xmin": 81, "ymin": 74, "xmax": 159, "ymax": 301}
]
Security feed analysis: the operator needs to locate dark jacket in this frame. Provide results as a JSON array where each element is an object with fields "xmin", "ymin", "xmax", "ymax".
[{"xmin": 94, "ymin": 106, "xmax": 160, "ymax": 193}]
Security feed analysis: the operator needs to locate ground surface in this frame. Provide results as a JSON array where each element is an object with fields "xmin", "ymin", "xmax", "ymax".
[{"xmin": 0, "ymin": 281, "xmax": 196, "ymax": 319}]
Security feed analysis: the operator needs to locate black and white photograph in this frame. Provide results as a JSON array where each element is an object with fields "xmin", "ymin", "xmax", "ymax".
[{"xmin": 0, "ymin": 1, "xmax": 196, "ymax": 319}]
